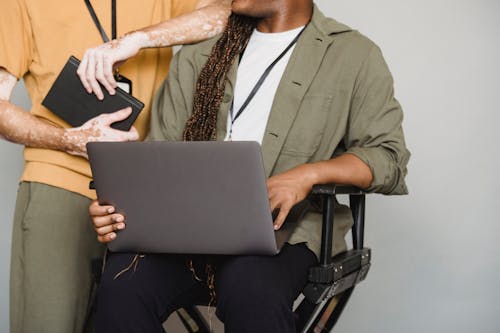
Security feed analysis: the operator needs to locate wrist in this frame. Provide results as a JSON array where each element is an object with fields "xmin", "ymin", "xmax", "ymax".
[
  {"xmin": 298, "ymin": 163, "xmax": 321, "ymax": 189},
  {"xmin": 122, "ymin": 30, "xmax": 152, "ymax": 49},
  {"xmin": 62, "ymin": 127, "xmax": 88, "ymax": 157}
]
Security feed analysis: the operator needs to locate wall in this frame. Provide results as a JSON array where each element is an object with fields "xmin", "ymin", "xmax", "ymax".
[
  {"xmin": 0, "ymin": 82, "xmax": 28, "ymax": 330},
  {"xmin": 1, "ymin": 0, "xmax": 499, "ymax": 331}
]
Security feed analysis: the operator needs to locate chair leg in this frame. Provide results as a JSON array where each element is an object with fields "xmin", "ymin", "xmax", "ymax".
[
  {"xmin": 295, "ymin": 298, "xmax": 315, "ymax": 332},
  {"xmin": 176, "ymin": 306, "xmax": 212, "ymax": 333},
  {"xmin": 307, "ymin": 297, "xmax": 339, "ymax": 333},
  {"xmin": 295, "ymin": 287, "xmax": 355, "ymax": 333},
  {"xmin": 296, "ymin": 298, "xmax": 329, "ymax": 333},
  {"xmin": 321, "ymin": 288, "xmax": 355, "ymax": 332}
]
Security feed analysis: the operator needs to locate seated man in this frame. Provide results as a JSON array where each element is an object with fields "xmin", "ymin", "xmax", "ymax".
[{"xmin": 89, "ymin": 0, "xmax": 410, "ymax": 332}]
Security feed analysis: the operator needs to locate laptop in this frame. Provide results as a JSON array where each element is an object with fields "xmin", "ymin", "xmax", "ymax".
[{"xmin": 87, "ymin": 141, "xmax": 280, "ymax": 255}]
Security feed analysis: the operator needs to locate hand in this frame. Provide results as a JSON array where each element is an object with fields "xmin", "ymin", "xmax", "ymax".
[
  {"xmin": 266, "ymin": 164, "xmax": 318, "ymax": 230},
  {"xmin": 89, "ymin": 200, "xmax": 126, "ymax": 243},
  {"xmin": 77, "ymin": 32, "xmax": 146, "ymax": 100},
  {"xmin": 63, "ymin": 107, "xmax": 139, "ymax": 159}
]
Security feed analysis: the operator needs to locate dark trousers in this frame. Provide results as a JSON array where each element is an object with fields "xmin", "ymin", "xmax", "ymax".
[{"xmin": 94, "ymin": 243, "xmax": 317, "ymax": 333}]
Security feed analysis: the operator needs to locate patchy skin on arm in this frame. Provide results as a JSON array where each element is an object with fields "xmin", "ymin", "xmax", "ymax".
[
  {"xmin": 129, "ymin": 0, "xmax": 231, "ymax": 48},
  {"xmin": 63, "ymin": 108, "xmax": 139, "ymax": 159},
  {"xmin": 0, "ymin": 69, "xmax": 17, "ymax": 101},
  {"xmin": 0, "ymin": 100, "xmax": 64, "ymax": 150},
  {"xmin": 77, "ymin": 0, "xmax": 231, "ymax": 98},
  {"xmin": 0, "ymin": 68, "xmax": 67, "ymax": 149},
  {"xmin": 0, "ymin": 68, "xmax": 138, "ymax": 157}
]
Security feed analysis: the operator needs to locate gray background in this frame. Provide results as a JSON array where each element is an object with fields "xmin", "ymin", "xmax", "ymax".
[{"xmin": 1, "ymin": 0, "xmax": 499, "ymax": 331}]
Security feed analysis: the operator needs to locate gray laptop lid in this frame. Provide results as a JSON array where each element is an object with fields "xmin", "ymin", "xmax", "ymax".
[{"xmin": 87, "ymin": 141, "xmax": 278, "ymax": 255}]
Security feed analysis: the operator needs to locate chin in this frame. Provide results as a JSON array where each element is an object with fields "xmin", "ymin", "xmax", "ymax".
[
  {"xmin": 231, "ymin": 0, "xmax": 249, "ymax": 15},
  {"xmin": 231, "ymin": 0, "xmax": 266, "ymax": 17}
]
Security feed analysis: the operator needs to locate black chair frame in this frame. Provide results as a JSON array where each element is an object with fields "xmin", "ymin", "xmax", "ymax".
[{"xmin": 178, "ymin": 184, "xmax": 371, "ymax": 333}]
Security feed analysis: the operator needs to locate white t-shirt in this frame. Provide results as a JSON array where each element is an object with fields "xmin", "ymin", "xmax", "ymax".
[{"xmin": 224, "ymin": 26, "xmax": 305, "ymax": 143}]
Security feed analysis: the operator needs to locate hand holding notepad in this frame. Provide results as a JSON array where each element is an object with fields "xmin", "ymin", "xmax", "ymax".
[{"xmin": 42, "ymin": 56, "xmax": 144, "ymax": 131}]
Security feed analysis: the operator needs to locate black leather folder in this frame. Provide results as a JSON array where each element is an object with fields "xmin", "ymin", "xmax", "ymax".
[{"xmin": 42, "ymin": 56, "xmax": 143, "ymax": 131}]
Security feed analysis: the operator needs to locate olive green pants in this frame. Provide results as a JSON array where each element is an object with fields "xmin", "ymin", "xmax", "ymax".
[{"xmin": 10, "ymin": 182, "xmax": 104, "ymax": 333}]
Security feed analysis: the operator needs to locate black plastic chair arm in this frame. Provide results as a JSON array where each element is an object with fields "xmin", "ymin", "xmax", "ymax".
[
  {"xmin": 311, "ymin": 184, "xmax": 363, "ymax": 196},
  {"xmin": 304, "ymin": 184, "xmax": 369, "ymax": 305},
  {"xmin": 310, "ymin": 184, "xmax": 365, "ymax": 267}
]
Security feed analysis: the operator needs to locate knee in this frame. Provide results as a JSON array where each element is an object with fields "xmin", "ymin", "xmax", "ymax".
[
  {"xmin": 215, "ymin": 259, "xmax": 290, "ymax": 318},
  {"xmin": 95, "ymin": 255, "xmax": 149, "ymax": 313},
  {"xmin": 215, "ymin": 267, "xmax": 294, "ymax": 333},
  {"xmin": 94, "ymin": 273, "xmax": 158, "ymax": 333},
  {"xmin": 96, "ymin": 266, "xmax": 138, "ymax": 312},
  {"xmin": 219, "ymin": 280, "xmax": 288, "ymax": 314}
]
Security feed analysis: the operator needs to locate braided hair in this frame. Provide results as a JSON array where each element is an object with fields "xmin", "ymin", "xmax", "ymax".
[
  {"xmin": 182, "ymin": 15, "xmax": 257, "ymax": 322},
  {"xmin": 183, "ymin": 14, "xmax": 256, "ymax": 141}
]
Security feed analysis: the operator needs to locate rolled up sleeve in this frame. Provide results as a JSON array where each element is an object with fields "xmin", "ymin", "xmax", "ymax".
[{"xmin": 345, "ymin": 45, "xmax": 410, "ymax": 195}]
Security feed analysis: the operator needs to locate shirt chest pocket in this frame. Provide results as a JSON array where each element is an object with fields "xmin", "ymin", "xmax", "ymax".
[{"xmin": 281, "ymin": 95, "xmax": 333, "ymax": 157}]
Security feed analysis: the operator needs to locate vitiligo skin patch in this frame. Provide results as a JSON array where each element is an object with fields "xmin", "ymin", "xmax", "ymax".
[
  {"xmin": 0, "ymin": 68, "xmax": 137, "ymax": 157},
  {"xmin": 142, "ymin": 5, "xmax": 230, "ymax": 48},
  {"xmin": 77, "ymin": 1, "xmax": 231, "ymax": 99},
  {"xmin": 0, "ymin": 1, "xmax": 231, "ymax": 154}
]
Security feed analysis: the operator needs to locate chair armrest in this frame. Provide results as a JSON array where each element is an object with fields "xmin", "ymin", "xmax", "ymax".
[
  {"xmin": 309, "ymin": 184, "xmax": 366, "ymax": 266},
  {"xmin": 305, "ymin": 184, "xmax": 369, "ymax": 305},
  {"xmin": 304, "ymin": 248, "xmax": 371, "ymax": 304},
  {"xmin": 311, "ymin": 184, "xmax": 363, "ymax": 196},
  {"xmin": 308, "ymin": 249, "xmax": 370, "ymax": 284}
]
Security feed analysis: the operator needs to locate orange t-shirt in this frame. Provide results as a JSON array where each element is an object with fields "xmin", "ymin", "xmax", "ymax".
[{"xmin": 0, "ymin": 0, "xmax": 198, "ymax": 198}]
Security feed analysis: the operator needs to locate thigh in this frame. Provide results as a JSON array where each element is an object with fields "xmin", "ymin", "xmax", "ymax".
[
  {"xmin": 216, "ymin": 243, "xmax": 318, "ymax": 303},
  {"xmin": 96, "ymin": 252, "xmax": 207, "ymax": 327},
  {"xmin": 214, "ymin": 243, "xmax": 317, "ymax": 333},
  {"xmin": 10, "ymin": 182, "xmax": 104, "ymax": 333}
]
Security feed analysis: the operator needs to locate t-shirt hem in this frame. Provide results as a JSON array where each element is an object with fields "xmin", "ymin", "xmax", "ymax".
[{"xmin": 21, "ymin": 162, "xmax": 96, "ymax": 199}]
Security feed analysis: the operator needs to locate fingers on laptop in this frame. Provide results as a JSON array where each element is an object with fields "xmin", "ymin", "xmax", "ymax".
[
  {"xmin": 269, "ymin": 196, "xmax": 292, "ymax": 230},
  {"xmin": 94, "ymin": 215, "xmax": 125, "ymax": 243},
  {"xmin": 98, "ymin": 232, "xmax": 116, "ymax": 243},
  {"xmin": 89, "ymin": 200, "xmax": 125, "ymax": 242},
  {"xmin": 89, "ymin": 200, "xmax": 114, "ymax": 216}
]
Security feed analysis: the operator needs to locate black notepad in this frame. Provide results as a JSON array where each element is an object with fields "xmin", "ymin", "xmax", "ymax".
[{"xmin": 42, "ymin": 56, "xmax": 144, "ymax": 131}]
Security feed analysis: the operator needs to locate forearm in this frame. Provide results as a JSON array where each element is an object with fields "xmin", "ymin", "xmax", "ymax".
[
  {"xmin": 299, "ymin": 154, "xmax": 374, "ymax": 190},
  {"xmin": 0, "ymin": 69, "xmax": 71, "ymax": 150},
  {"xmin": 0, "ymin": 99, "xmax": 72, "ymax": 151},
  {"xmin": 267, "ymin": 154, "xmax": 372, "ymax": 229},
  {"xmin": 0, "ymin": 99, "xmax": 139, "ymax": 158},
  {"xmin": 124, "ymin": 0, "xmax": 231, "ymax": 49}
]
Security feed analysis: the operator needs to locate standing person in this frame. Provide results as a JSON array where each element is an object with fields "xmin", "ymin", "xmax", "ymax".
[
  {"xmin": 0, "ymin": 1, "xmax": 230, "ymax": 332},
  {"xmin": 90, "ymin": 0, "xmax": 410, "ymax": 332}
]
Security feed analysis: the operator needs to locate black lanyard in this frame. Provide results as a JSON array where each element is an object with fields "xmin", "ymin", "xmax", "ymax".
[
  {"xmin": 84, "ymin": 0, "xmax": 117, "ymax": 43},
  {"xmin": 229, "ymin": 26, "xmax": 306, "ymax": 138}
]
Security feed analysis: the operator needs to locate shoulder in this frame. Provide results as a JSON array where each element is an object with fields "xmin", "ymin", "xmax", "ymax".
[
  {"xmin": 311, "ymin": 5, "xmax": 381, "ymax": 62},
  {"xmin": 170, "ymin": 35, "xmax": 220, "ymax": 77}
]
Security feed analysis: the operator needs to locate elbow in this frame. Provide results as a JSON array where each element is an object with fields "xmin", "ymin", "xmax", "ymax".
[
  {"xmin": 197, "ymin": 0, "xmax": 232, "ymax": 19},
  {"xmin": 375, "ymin": 149, "xmax": 410, "ymax": 195},
  {"xmin": 355, "ymin": 158, "xmax": 374, "ymax": 190},
  {"xmin": 211, "ymin": 2, "xmax": 232, "ymax": 31},
  {"xmin": 196, "ymin": 2, "xmax": 231, "ymax": 38},
  {"xmin": 346, "ymin": 146, "xmax": 410, "ymax": 195},
  {"xmin": 359, "ymin": 172, "xmax": 373, "ymax": 190}
]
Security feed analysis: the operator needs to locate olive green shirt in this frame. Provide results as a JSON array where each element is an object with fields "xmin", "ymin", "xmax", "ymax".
[{"xmin": 147, "ymin": 5, "xmax": 410, "ymax": 257}]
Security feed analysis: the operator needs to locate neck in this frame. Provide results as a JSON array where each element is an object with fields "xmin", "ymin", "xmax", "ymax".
[{"xmin": 256, "ymin": 5, "xmax": 312, "ymax": 33}]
